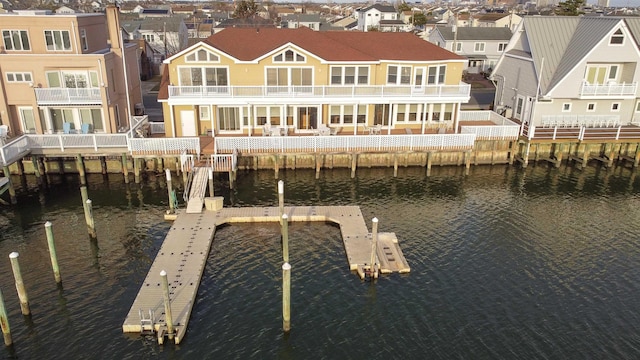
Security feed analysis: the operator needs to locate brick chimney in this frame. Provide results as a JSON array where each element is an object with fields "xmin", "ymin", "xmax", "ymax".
[{"xmin": 105, "ymin": 5, "xmax": 121, "ymax": 51}]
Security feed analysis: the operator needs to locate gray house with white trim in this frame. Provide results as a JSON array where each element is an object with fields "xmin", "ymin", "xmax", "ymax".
[
  {"xmin": 491, "ymin": 16, "xmax": 640, "ymax": 129},
  {"xmin": 428, "ymin": 26, "xmax": 512, "ymax": 74}
]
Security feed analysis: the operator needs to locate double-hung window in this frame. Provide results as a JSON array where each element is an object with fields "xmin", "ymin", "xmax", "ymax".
[
  {"xmin": 330, "ymin": 66, "xmax": 369, "ymax": 85},
  {"xmin": 45, "ymin": 30, "xmax": 71, "ymax": 51},
  {"xmin": 427, "ymin": 65, "xmax": 446, "ymax": 85},
  {"xmin": 179, "ymin": 67, "xmax": 228, "ymax": 86},
  {"xmin": 474, "ymin": 42, "xmax": 485, "ymax": 52},
  {"xmin": 2, "ymin": 30, "xmax": 30, "ymax": 51},
  {"xmin": 387, "ymin": 65, "xmax": 411, "ymax": 85}
]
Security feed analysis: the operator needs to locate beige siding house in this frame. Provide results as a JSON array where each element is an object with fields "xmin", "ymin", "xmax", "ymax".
[{"xmin": 0, "ymin": 7, "xmax": 141, "ymax": 136}]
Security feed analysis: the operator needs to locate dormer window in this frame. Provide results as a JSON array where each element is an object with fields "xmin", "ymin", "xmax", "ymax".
[
  {"xmin": 610, "ymin": 29, "xmax": 624, "ymax": 45},
  {"xmin": 185, "ymin": 48, "xmax": 219, "ymax": 62},
  {"xmin": 273, "ymin": 49, "xmax": 305, "ymax": 63}
]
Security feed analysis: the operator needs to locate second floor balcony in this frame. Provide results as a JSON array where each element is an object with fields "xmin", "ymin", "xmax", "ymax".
[
  {"xmin": 35, "ymin": 88, "xmax": 102, "ymax": 105},
  {"xmin": 167, "ymin": 83, "xmax": 471, "ymax": 103},
  {"xmin": 579, "ymin": 80, "xmax": 637, "ymax": 99}
]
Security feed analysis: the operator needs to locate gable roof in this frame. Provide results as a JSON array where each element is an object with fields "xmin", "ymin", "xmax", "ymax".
[
  {"xmin": 201, "ymin": 27, "xmax": 463, "ymax": 62},
  {"xmin": 358, "ymin": 4, "xmax": 396, "ymax": 13},
  {"xmin": 435, "ymin": 26, "xmax": 513, "ymax": 41},
  {"xmin": 519, "ymin": 16, "xmax": 625, "ymax": 94}
]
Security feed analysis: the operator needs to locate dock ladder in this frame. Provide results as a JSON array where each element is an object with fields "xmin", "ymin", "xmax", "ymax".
[{"xmin": 138, "ymin": 309, "xmax": 155, "ymax": 335}]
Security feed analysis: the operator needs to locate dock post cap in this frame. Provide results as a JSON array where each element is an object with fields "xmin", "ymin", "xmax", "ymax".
[
  {"xmin": 278, "ymin": 180, "xmax": 284, "ymax": 194},
  {"xmin": 9, "ymin": 252, "xmax": 18, "ymax": 259},
  {"xmin": 282, "ymin": 214, "xmax": 288, "ymax": 220},
  {"xmin": 86, "ymin": 199, "xmax": 92, "ymax": 205},
  {"xmin": 165, "ymin": 168, "xmax": 171, "ymax": 181},
  {"xmin": 372, "ymin": 217, "xmax": 378, "ymax": 223},
  {"xmin": 44, "ymin": 221, "xmax": 52, "ymax": 227},
  {"xmin": 282, "ymin": 263, "xmax": 291, "ymax": 270},
  {"xmin": 160, "ymin": 270, "xmax": 167, "ymax": 276}
]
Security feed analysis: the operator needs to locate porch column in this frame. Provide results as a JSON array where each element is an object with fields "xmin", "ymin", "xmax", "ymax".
[
  {"xmin": 454, "ymin": 103, "xmax": 461, "ymax": 134},
  {"xmin": 387, "ymin": 103, "xmax": 392, "ymax": 135},
  {"xmin": 210, "ymin": 105, "xmax": 215, "ymax": 137},
  {"xmin": 169, "ymin": 104, "xmax": 176, "ymax": 138},
  {"xmin": 421, "ymin": 103, "xmax": 427, "ymax": 134}
]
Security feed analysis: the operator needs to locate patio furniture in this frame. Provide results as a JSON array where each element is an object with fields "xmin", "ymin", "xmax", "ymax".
[
  {"xmin": 63, "ymin": 122, "xmax": 73, "ymax": 134},
  {"xmin": 81, "ymin": 123, "xmax": 92, "ymax": 134},
  {"xmin": 0, "ymin": 125, "xmax": 7, "ymax": 145},
  {"xmin": 262, "ymin": 123, "xmax": 271, "ymax": 136},
  {"xmin": 330, "ymin": 126, "xmax": 341, "ymax": 136},
  {"xmin": 370, "ymin": 124, "xmax": 382, "ymax": 135},
  {"xmin": 317, "ymin": 124, "xmax": 331, "ymax": 136}
]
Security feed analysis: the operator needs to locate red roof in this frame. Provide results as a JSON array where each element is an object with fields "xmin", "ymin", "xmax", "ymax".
[{"xmin": 203, "ymin": 27, "xmax": 463, "ymax": 62}]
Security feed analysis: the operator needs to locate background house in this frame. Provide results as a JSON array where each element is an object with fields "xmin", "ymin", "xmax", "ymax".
[
  {"xmin": 356, "ymin": 4, "xmax": 398, "ymax": 32},
  {"xmin": 428, "ymin": 26, "xmax": 512, "ymax": 74}
]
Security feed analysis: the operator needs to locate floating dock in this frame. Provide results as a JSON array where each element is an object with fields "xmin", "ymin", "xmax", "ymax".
[{"xmin": 122, "ymin": 204, "xmax": 410, "ymax": 344}]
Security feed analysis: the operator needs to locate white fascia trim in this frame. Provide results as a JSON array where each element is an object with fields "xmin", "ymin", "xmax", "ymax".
[{"xmin": 163, "ymin": 41, "xmax": 239, "ymax": 64}]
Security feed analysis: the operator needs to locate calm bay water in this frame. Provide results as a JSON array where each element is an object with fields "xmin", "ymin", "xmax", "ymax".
[{"xmin": 1, "ymin": 163, "xmax": 640, "ymax": 359}]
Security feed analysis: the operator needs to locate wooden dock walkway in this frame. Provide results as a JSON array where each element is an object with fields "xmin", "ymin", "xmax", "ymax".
[{"xmin": 122, "ymin": 205, "xmax": 410, "ymax": 344}]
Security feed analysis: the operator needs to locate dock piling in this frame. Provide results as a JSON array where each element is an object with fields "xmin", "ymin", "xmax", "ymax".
[
  {"xmin": 165, "ymin": 169, "xmax": 174, "ymax": 212},
  {"xmin": 76, "ymin": 154, "xmax": 86, "ymax": 185},
  {"xmin": 208, "ymin": 168, "xmax": 214, "ymax": 197},
  {"xmin": 44, "ymin": 222, "xmax": 61, "ymax": 285},
  {"xmin": 9, "ymin": 252, "xmax": 30, "ymax": 315},
  {"xmin": 282, "ymin": 214, "xmax": 289, "ymax": 263},
  {"xmin": 160, "ymin": 270, "xmax": 174, "ymax": 341},
  {"xmin": 80, "ymin": 186, "xmax": 96, "ymax": 239},
  {"xmin": 2, "ymin": 167, "xmax": 16, "ymax": 204},
  {"xmin": 370, "ymin": 218, "xmax": 379, "ymax": 280},
  {"xmin": 134, "ymin": 158, "xmax": 141, "ymax": 184},
  {"xmin": 0, "ymin": 288, "xmax": 12, "ymax": 346},
  {"xmin": 121, "ymin": 154, "xmax": 129, "ymax": 183},
  {"xmin": 282, "ymin": 262, "xmax": 291, "ymax": 333},
  {"xmin": 278, "ymin": 180, "xmax": 284, "ymax": 224}
]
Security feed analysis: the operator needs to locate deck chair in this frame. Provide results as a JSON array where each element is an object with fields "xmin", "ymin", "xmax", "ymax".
[
  {"xmin": 81, "ymin": 123, "xmax": 92, "ymax": 134},
  {"xmin": 63, "ymin": 122, "xmax": 72, "ymax": 134}
]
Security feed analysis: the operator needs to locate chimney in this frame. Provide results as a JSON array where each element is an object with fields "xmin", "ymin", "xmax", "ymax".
[{"xmin": 106, "ymin": 5, "xmax": 121, "ymax": 51}]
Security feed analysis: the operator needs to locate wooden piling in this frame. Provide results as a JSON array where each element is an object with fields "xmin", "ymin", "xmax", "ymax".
[
  {"xmin": 555, "ymin": 144, "xmax": 564, "ymax": 168},
  {"xmin": 32, "ymin": 157, "xmax": 42, "ymax": 184},
  {"xmin": 165, "ymin": 169, "xmax": 174, "ymax": 212},
  {"xmin": 282, "ymin": 262, "xmax": 291, "ymax": 333},
  {"xmin": 160, "ymin": 270, "xmax": 174, "ymax": 340},
  {"xmin": 100, "ymin": 157, "xmax": 108, "ymax": 175},
  {"xmin": 370, "ymin": 218, "xmax": 378, "ymax": 279},
  {"xmin": 85, "ymin": 199, "xmax": 96, "ymax": 239},
  {"xmin": 0, "ymin": 288, "xmax": 11, "ymax": 346},
  {"xmin": 37, "ymin": 157, "xmax": 46, "ymax": 178},
  {"xmin": 57, "ymin": 158, "xmax": 64, "ymax": 175},
  {"xmin": 44, "ymin": 222, "xmax": 61, "ymax": 284},
  {"xmin": 315, "ymin": 155, "xmax": 321, "ymax": 179},
  {"xmin": 208, "ymin": 168, "xmax": 214, "ymax": 197},
  {"xmin": 121, "ymin": 153, "xmax": 129, "ymax": 183},
  {"xmin": 76, "ymin": 154, "xmax": 86, "ymax": 185},
  {"xmin": 2, "ymin": 167, "xmax": 16, "ymax": 205},
  {"xmin": 134, "ymin": 158, "xmax": 141, "ymax": 184},
  {"xmin": 465, "ymin": 151, "xmax": 471, "ymax": 175},
  {"xmin": 426, "ymin": 152, "xmax": 433, "ymax": 177},
  {"xmin": 274, "ymin": 155, "xmax": 279, "ymax": 179},
  {"xmin": 393, "ymin": 154, "xmax": 398, "ymax": 178},
  {"xmin": 351, "ymin": 153, "xmax": 357, "ymax": 178},
  {"xmin": 9, "ymin": 252, "xmax": 29, "ymax": 315},
  {"xmin": 278, "ymin": 180, "xmax": 284, "ymax": 224},
  {"xmin": 282, "ymin": 214, "xmax": 289, "ymax": 263}
]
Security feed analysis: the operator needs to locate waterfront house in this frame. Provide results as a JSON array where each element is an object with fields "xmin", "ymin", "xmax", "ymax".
[
  {"xmin": 428, "ymin": 26, "xmax": 512, "ymax": 74},
  {"xmin": 0, "ymin": 7, "xmax": 142, "ymax": 136},
  {"xmin": 157, "ymin": 27, "xmax": 471, "ymax": 138},
  {"xmin": 491, "ymin": 16, "xmax": 640, "ymax": 132}
]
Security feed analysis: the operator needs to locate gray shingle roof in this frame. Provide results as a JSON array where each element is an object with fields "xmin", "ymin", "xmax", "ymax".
[{"xmin": 435, "ymin": 26, "xmax": 513, "ymax": 41}]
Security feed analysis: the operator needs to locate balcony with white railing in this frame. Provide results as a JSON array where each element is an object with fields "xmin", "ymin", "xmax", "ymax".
[
  {"xmin": 168, "ymin": 83, "xmax": 471, "ymax": 102},
  {"xmin": 579, "ymin": 81, "xmax": 637, "ymax": 98},
  {"xmin": 459, "ymin": 110, "xmax": 521, "ymax": 140},
  {"xmin": 541, "ymin": 114, "xmax": 621, "ymax": 128},
  {"xmin": 34, "ymin": 87, "xmax": 102, "ymax": 105}
]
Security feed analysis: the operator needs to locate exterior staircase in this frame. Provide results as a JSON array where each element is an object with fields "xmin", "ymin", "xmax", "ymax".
[{"xmin": 185, "ymin": 167, "xmax": 209, "ymax": 214}]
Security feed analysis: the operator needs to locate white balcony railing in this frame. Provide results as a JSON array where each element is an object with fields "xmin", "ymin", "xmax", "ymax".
[
  {"xmin": 34, "ymin": 87, "xmax": 102, "ymax": 105},
  {"xmin": 579, "ymin": 81, "xmax": 637, "ymax": 98},
  {"xmin": 168, "ymin": 83, "xmax": 471, "ymax": 100},
  {"xmin": 459, "ymin": 110, "xmax": 521, "ymax": 140},
  {"xmin": 129, "ymin": 137, "xmax": 200, "ymax": 156},
  {"xmin": 214, "ymin": 133, "xmax": 476, "ymax": 154},
  {"xmin": 541, "ymin": 114, "xmax": 621, "ymax": 128}
]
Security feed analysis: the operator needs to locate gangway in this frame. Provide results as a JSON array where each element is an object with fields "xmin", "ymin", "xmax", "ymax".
[{"xmin": 185, "ymin": 167, "xmax": 209, "ymax": 214}]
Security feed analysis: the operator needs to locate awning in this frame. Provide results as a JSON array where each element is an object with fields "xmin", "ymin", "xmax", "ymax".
[{"xmin": 465, "ymin": 55, "xmax": 488, "ymax": 60}]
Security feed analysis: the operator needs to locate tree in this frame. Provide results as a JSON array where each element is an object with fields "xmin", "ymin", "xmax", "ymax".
[
  {"xmin": 555, "ymin": 0, "xmax": 585, "ymax": 16},
  {"xmin": 397, "ymin": 2, "xmax": 411, "ymax": 12},
  {"xmin": 233, "ymin": 0, "xmax": 259, "ymax": 19},
  {"xmin": 410, "ymin": 13, "xmax": 427, "ymax": 27}
]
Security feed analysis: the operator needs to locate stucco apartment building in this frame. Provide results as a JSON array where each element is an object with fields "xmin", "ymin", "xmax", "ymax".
[
  {"xmin": 0, "ymin": 6, "xmax": 141, "ymax": 136},
  {"xmin": 158, "ymin": 27, "xmax": 470, "ymax": 137}
]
